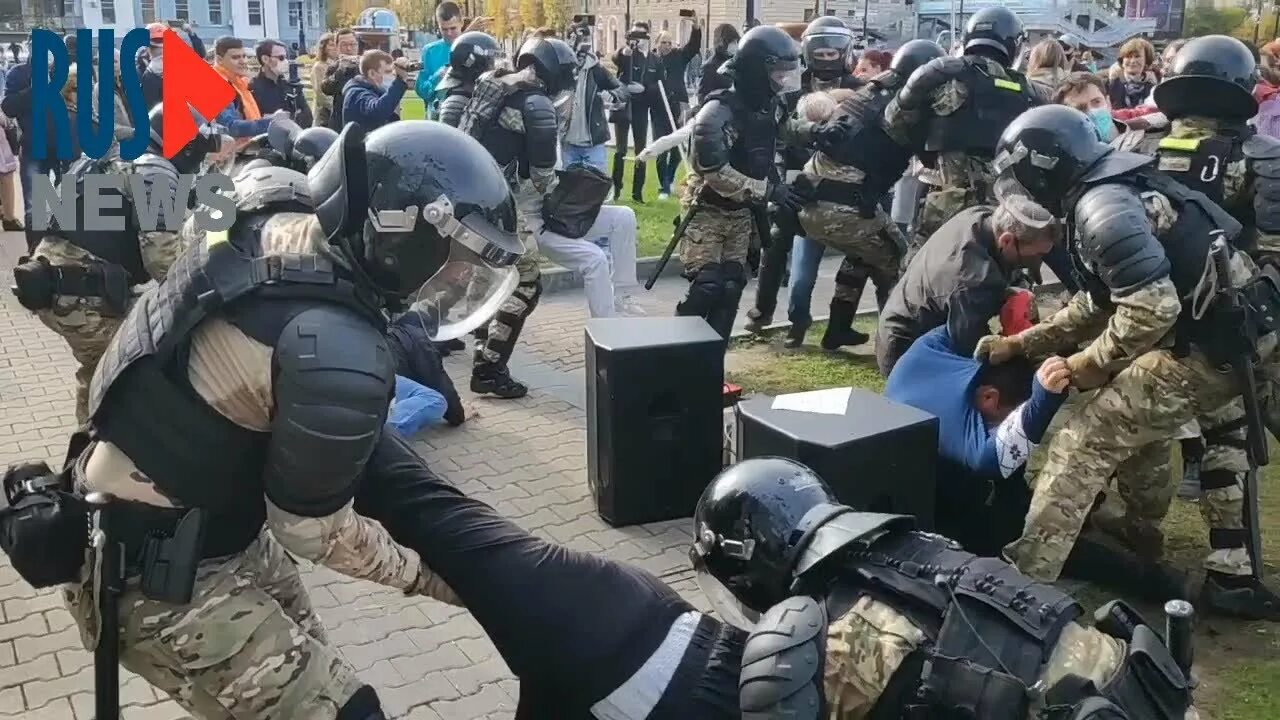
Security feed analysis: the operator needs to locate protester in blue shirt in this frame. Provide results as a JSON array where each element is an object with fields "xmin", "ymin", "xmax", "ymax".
[
  {"xmin": 388, "ymin": 376, "xmax": 450, "ymax": 436},
  {"xmin": 415, "ymin": 2, "xmax": 472, "ymax": 105},
  {"xmin": 885, "ymin": 326, "xmax": 1070, "ymax": 555}
]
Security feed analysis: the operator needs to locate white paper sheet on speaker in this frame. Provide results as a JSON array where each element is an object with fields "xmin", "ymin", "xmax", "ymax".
[{"xmin": 770, "ymin": 387, "xmax": 852, "ymax": 416}]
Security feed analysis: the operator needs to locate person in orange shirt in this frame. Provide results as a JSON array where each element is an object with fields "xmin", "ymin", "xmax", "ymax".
[{"xmin": 210, "ymin": 35, "xmax": 288, "ymax": 139}]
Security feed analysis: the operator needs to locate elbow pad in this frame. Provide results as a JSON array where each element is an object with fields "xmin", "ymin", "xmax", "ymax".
[
  {"xmin": 522, "ymin": 94, "xmax": 560, "ymax": 171},
  {"xmin": 692, "ymin": 100, "xmax": 734, "ymax": 172},
  {"xmin": 438, "ymin": 95, "xmax": 466, "ymax": 128},
  {"xmin": 265, "ymin": 306, "xmax": 396, "ymax": 517},
  {"xmin": 895, "ymin": 56, "xmax": 967, "ymax": 111},
  {"xmin": 1074, "ymin": 185, "xmax": 1170, "ymax": 296}
]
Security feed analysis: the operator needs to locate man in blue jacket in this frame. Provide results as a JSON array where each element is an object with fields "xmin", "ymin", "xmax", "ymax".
[
  {"xmin": 342, "ymin": 49, "xmax": 408, "ymax": 132},
  {"xmin": 415, "ymin": 2, "xmax": 480, "ymax": 108}
]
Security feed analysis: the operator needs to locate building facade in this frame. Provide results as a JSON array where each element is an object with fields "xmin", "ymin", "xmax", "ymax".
[{"xmin": 18, "ymin": 0, "xmax": 326, "ymax": 48}]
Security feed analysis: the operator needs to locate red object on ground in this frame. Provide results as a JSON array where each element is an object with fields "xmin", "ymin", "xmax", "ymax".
[
  {"xmin": 1001, "ymin": 289, "xmax": 1036, "ymax": 336},
  {"xmin": 722, "ymin": 383, "xmax": 743, "ymax": 407}
]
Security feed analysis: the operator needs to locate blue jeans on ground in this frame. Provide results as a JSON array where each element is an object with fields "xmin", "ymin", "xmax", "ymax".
[
  {"xmin": 787, "ymin": 235, "xmax": 824, "ymax": 325},
  {"xmin": 561, "ymin": 143, "xmax": 608, "ymax": 173}
]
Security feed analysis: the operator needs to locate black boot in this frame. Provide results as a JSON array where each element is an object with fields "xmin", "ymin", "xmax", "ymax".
[
  {"xmin": 471, "ymin": 364, "xmax": 528, "ymax": 399},
  {"xmin": 1202, "ymin": 571, "xmax": 1280, "ymax": 620},
  {"xmin": 744, "ymin": 308, "xmax": 772, "ymax": 333},
  {"xmin": 784, "ymin": 319, "xmax": 810, "ymax": 349},
  {"xmin": 821, "ymin": 300, "xmax": 869, "ymax": 351}
]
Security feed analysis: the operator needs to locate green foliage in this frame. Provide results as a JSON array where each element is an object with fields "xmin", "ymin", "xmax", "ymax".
[{"xmin": 1184, "ymin": 7, "xmax": 1249, "ymax": 38}]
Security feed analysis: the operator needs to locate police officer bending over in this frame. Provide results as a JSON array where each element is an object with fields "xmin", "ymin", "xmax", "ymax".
[
  {"xmin": 884, "ymin": 7, "xmax": 1042, "ymax": 253},
  {"xmin": 10, "ymin": 106, "xmax": 228, "ymax": 423},
  {"xmin": 436, "ymin": 31, "xmax": 502, "ymax": 128},
  {"xmin": 351, "ymin": 442, "xmax": 1194, "ymax": 719},
  {"xmin": 5, "ymin": 121, "xmax": 524, "ymax": 719}
]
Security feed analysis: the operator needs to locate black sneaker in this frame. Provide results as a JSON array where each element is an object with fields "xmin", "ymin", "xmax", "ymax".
[
  {"xmin": 471, "ymin": 365, "xmax": 528, "ymax": 399},
  {"xmin": 820, "ymin": 327, "xmax": 870, "ymax": 351},
  {"xmin": 744, "ymin": 308, "xmax": 772, "ymax": 334},
  {"xmin": 783, "ymin": 321, "xmax": 810, "ymax": 349},
  {"xmin": 1202, "ymin": 571, "xmax": 1280, "ymax": 621},
  {"xmin": 2, "ymin": 218, "xmax": 23, "ymax": 232}
]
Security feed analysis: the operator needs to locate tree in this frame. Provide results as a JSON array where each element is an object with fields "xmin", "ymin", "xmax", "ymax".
[
  {"xmin": 518, "ymin": 0, "xmax": 543, "ymax": 32},
  {"xmin": 390, "ymin": 0, "xmax": 432, "ymax": 31},
  {"xmin": 1184, "ymin": 7, "xmax": 1248, "ymax": 37},
  {"xmin": 542, "ymin": 0, "xmax": 569, "ymax": 34}
]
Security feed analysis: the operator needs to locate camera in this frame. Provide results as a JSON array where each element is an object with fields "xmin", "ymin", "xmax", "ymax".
[
  {"xmin": 401, "ymin": 60, "xmax": 424, "ymax": 72},
  {"xmin": 287, "ymin": 60, "xmax": 301, "ymax": 85}
]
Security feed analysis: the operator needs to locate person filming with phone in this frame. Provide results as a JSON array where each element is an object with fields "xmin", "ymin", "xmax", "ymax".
[
  {"xmin": 343, "ymin": 49, "xmax": 415, "ymax": 132},
  {"xmin": 250, "ymin": 39, "xmax": 314, "ymax": 128}
]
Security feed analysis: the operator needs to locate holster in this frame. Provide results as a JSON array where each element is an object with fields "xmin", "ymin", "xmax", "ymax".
[
  {"xmin": 10, "ymin": 256, "xmax": 131, "ymax": 315},
  {"xmin": 0, "ymin": 461, "xmax": 87, "ymax": 588},
  {"xmin": 1041, "ymin": 625, "xmax": 1189, "ymax": 720}
]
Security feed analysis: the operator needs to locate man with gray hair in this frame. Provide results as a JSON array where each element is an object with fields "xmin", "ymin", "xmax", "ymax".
[{"xmin": 875, "ymin": 196, "xmax": 1058, "ymax": 376}]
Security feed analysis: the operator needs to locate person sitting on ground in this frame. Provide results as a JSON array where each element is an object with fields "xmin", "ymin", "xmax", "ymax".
[
  {"xmin": 387, "ymin": 308, "xmax": 465, "ymax": 427},
  {"xmin": 875, "ymin": 194, "xmax": 1058, "ymax": 377},
  {"xmin": 342, "ymin": 49, "xmax": 410, "ymax": 132}
]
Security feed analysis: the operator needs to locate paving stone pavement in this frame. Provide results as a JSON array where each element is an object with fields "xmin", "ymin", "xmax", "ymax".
[{"xmin": 0, "ymin": 233, "xmax": 855, "ymax": 720}]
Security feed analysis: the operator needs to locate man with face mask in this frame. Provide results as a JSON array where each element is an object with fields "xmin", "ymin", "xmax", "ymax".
[
  {"xmin": 610, "ymin": 23, "xmax": 663, "ymax": 202},
  {"xmin": 677, "ymin": 25, "xmax": 807, "ymax": 339},
  {"xmin": 213, "ymin": 36, "xmax": 291, "ymax": 140},
  {"xmin": 884, "ymin": 7, "xmax": 1043, "ymax": 253},
  {"xmin": 9, "ymin": 106, "xmax": 231, "ymax": 423},
  {"xmin": 875, "ymin": 194, "xmax": 1059, "ymax": 376},
  {"xmin": 697, "ymin": 23, "xmax": 739, "ymax": 100},
  {"xmin": 250, "ymin": 39, "xmax": 314, "ymax": 127},
  {"xmin": 341, "ymin": 49, "xmax": 410, "ymax": 132},
  {"xmin": 1055, "ymin": 72, "xmax": 1126, "ymax": 143}
]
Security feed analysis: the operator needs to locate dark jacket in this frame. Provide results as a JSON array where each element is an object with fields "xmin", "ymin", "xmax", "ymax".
[
  {"xmin": 657, "ymin": 26, "xmax": 702, "ymax": 105},
  {"xmin": 611, "ymin": 48, "xmax": 664, "ymax": 107},
  {"xmin": 387, "ymin": 310, "xmax": 464, "ymax": 426},
  {"xmin": 141, "ymin": 70, "xmax": 162, "ymax": 112},
  {"xmin": 1106, "ymin": 72, "xmax": 1156, "ymax": 110},
  {"xmin": 250, "ymin": 72, "xmax": 314, "ymax": 128},
  {"xmin": 565, "ymin": 61, "xmax": 624, "ymax": 148},
  {"xmin": 1, "ymin": 62, "xmax": 61, "ymax": 159},
  {"xmin": 875, "ymin": 207, "xmax": 1013, "ymax": 375},
  {"xmin": 341, "ymin": 76, "xmax": 405, "ymax": 131},
  {"xmin": 322, "ymin": 58, "xmax": 360, "ymax": 130},
  {"xmin": 697, "ymin": 24, "xmax": 739, "ymax": 102}
]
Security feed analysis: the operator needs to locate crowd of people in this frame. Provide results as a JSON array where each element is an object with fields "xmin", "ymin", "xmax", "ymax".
[{"xmin": 3, "ymin": 6, "xmax": 1280, "ymax": 720}]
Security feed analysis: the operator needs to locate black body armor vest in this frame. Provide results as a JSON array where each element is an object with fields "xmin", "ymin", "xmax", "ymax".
[
  {"xmin": 477, "ymin": 88, "xmax": 539, "ymax": 179},
  {"xmin": 817, "ymin": 78, "xmax": 913, "ymax": 202},
  {"xmin": 55, "ymin": 156, "xmax": 149, "ymax": 284},
  {"xmin": 1146, "ymin": 133, "xmax": 1243, "ymax": 206},
  {"xmin": 88, "ymin": 212, "xmax": 385, "ymax": 538},
  {"xmin": 827, "ymin": 531, "xmax": 1081, "ymax": 719},
  {"xmin": 437, "ymin": 76, "xmax": 476, "ymax": 129},
  {"xmin": 702, "ymin": 89, "xmax": 779, "ymax": 210},
  {"xmin": 924, "ymin": 63, "xmax": 1038, "ymax": 158}
]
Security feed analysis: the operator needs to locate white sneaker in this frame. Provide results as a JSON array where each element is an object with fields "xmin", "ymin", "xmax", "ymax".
[
  {"xmin": 615, "ymin": 295, "xmax": 648, "ymax": 317},
  {"xmin": 658, "ymin": 192, "xmax": 670, "ymax": 200},
  {"xmin": 607, "ymin": 189, "xmax": 618, "ymax": 203}
]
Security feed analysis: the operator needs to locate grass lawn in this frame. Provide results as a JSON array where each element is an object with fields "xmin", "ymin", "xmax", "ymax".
[{"xmin": 726, "ymin": 321, "xmax": 1280, "ymax": 720}]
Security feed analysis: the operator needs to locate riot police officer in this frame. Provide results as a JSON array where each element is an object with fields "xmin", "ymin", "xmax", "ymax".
[
  {"xmin": 979, "ymin": 104, "xmax": 1280, "ymax": 618},
  {"xmin": 679, "ymin": 25, "xmax": 806, "ymax": 339},
  {"xmin": 746, "ymin": 16, "xmax": 863, "ymax": 342},
  {"xmin": 37, "ymin": 121, "xmax": 521, "ymax": 720},
  {"xmin": 436, "ymin": 31, "xmax": 502, "ymax": 129},
  {"xmin": 777, "ymin": 39, "xmax": 946, "ymax": 351},
  {"xmin": 456, "ymin": 36, "xmax": 577, "ymax": 397},
  {"xmin": 884, "ymin": 6, "xmax": 1042, "ymax": 251},
  {"xmin": 10, "ymin": 105, "xmax": 227, "ymax": 423},
  {"xmin": 693, "ymin": 457, "xmax": 1194, "ymax": 718}
]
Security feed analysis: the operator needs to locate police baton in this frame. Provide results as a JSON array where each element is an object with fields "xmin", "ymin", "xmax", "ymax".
[
  {"xmin": 87, "ymin": 492, "xmax": 123, "ymax": 720},
  {"xmin": 646, "ymin": 204, "xmax": 701, "ymax": 290}
]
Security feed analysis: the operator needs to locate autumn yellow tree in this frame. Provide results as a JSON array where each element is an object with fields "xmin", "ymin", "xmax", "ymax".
[
  {"xmin": 542, "ymin": 0, "xmax": 569, "ymax": 34},
  {"xmin": 389, "ymin": 0, "xmax": 431, "ymax": 31},
  {"xmin": 486, "ymin": 0, "xmax": 509, "ymax": 39},
  {"xmin": 518, "ymin": 0, "xmax": 543, "ymax": 33}
]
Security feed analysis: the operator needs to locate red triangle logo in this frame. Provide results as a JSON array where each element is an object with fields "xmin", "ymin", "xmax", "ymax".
[{"xmin": 160, "ymin": 30, "xmax": 236, "ymax": 159}]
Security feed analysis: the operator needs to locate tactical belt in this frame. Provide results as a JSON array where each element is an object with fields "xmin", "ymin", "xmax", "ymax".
[
  {"xmin": 811, "ymin": 179, "xmax": 875, "ymax": 216},
  {"xmin": 107, "ymin": 496, "xmax": 262, "ymax": 573}
]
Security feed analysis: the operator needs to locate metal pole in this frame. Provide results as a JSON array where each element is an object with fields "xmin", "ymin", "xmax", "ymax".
[
  {"xmin": 625, "ymin": 0, "xmax": 631, "ymax": 37},
  {"xmin": 1258, "ymin": 0, "xmax": 1265, "ymax": 47},
  {"xmin": 1273, "ymin": 0, "xmax": 1279, "ymax": 42},
  {"xmin": 862, "ymin": 0, "xmax": 869, "ymax": 38}
]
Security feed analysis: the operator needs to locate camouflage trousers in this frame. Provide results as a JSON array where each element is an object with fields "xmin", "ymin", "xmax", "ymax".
[
  {"xmin": 909, "ymin": 185, "xmax": 983, "ymax": 259},
  {"xmin": 797, "ymin": 201, "xmax": 903, "ymax": 308},
  {"xmin": 677, "ymin": 204, "xmax": 755, "ymax": 275},
  {"xmin": 1005, "ymin": 346, "xmax": 1278, "ymax": 582},
  {"xmin": 824, "ymin": 596, "xmax": 1126, "ymax": 718},
  {"xmin": 35, "ymin": 296, "xmax": 122, "ymax": 424},
  {"xmin": 475, "ymin": 241, "xmax": 543, "ymax": 368},
  {"xmin": 66, "ymin": 530, "xmax": 363, "ymax": 720}
]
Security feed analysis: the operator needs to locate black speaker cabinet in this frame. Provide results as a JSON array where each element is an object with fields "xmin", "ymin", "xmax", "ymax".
[
  {"xmin": 586, "ymin": 317, "xmax": 726, "ymax": 527},
  {"xmin": 736, "ymin": 388, "xmax": 939, "ymax": 530}
]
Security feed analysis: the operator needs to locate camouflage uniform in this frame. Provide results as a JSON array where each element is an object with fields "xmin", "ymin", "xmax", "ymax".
[
  {"xmin": 65, "ymin": 215, "xmax": 460, "ymax": 720},
  {"xmin": 30, "ymin": 158, "xmax": 189, "ymax": 423},
  {"xmin": 678, "ymin": 174, "xmax": 754, "ymax": 275},
  {"xmin": 1001, "ymin": 219, "xmax": 1280, "ymax": 582},
  {"xmin": 824, "ymin": 596, "xmax": 1128, "ymax": 718}
]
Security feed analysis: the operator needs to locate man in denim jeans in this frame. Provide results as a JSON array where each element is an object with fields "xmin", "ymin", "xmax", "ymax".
[{"xmin": 562, "ymin": 22, "xmax": 632, "ymax": 173}]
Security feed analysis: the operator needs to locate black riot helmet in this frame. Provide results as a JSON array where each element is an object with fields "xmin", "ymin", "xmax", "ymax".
[
  {"xmin": 308, "ymin": 121, "xmax": 524, "ymax": 336},
  {"xmin": 992, "ymin": 105, "xmax": 1115, "ymax": 214},
  {"xmin": 802, "ymin": 17, "xmax": 854, "ymax": 81},
  {"xmin": 291, "ymin": 126, "xmax": 338, "ymax": 172},
  {"xmin": 963, "ymin": 6, "xmax": 1025, "ymax": 66},
  {"xmin": 890, "ymin": 39, "xmax": 945, "ymax": 80},
  {"xmin": 517, "ymin": 37, "xmax": 578, "ymax": 95},
  {"xmin": 722, "ymin": 25, "xmax": 802, "ymax": 108},
  {"xmin": 690, "ymin": 457, "xmax": 914, "ymax": 626},
  {"xmin": 146, "ymin": 104, "xmax": 219, "ymax": 174},
  {"xmin": 450, "ymin": 31, "xmax": 502, "ymax": 79},
  {"xmin": 1153, "ymin": 35, "xmax": 1259, "ymax": 123}
]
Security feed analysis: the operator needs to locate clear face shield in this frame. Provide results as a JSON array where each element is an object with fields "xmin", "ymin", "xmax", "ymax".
[
  {"xmin": 769, "ymin": 58, "xmax": 803, "ymax": 95},
  {"xmin": 373, "ymin": 196, "xmax": 523, "ymax": 342},
  {"xmin": 689, "ymin": 527, "xmax": 764, "ymax": 630}
]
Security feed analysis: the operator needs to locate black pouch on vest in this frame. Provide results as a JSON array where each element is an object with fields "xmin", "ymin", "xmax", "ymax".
[
  {"xmin": 97, "ymin": 262, "xmax": 132, "ymax": 316},
  {"xmin": 543, "ymin": 163, "xmax": 612, "ymax": 239},
  {"xmin": 0, "ymin": 462, "xmax": 87, "ymax": 588},
  {"xmin": 11, "ymin": 256, "xmax": 56, "ymax": 311}
]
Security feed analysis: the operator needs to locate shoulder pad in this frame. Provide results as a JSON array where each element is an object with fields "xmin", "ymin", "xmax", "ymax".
[
  {"xmin": 437, "ymin": 73, "xmax": 464, "ymax": 92},
  {"xmin": 1074, "ymin": 183, "xmax": 1170, "ymax": 295},
  {"xmin": 1243, "ymin": 133, "xmax": 1280, "ymax": 162},
  {"xmin": 897, "ymin": 56, "xmax": 968, "ymax": 108},
  {"xmin": 740, "ymin": 595, "xmax": 827, "ymax": 720},
  {"xmin": 231, "ymin": 165, "xmax": 312, "ymax": 214},
  {"xmin": 132, "ymin": 153, "xmax": 179, "ymax": 175},
  {"xmin": 1111, "ymin": 127, "xmax": 1149, "ymax": 153}
]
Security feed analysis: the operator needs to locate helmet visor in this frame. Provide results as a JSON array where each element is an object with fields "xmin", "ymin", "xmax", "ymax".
[
  {"xmin": 804, "ymin": 33, "xmax": 852, "ymax": 57},
  {"xmin": 769, "ymin": 59, "xmax": 803, "ymax": 94},
  {"xmin": 408, "ymin": 242, "xmax": 518, "ymax": 342},
  {"xmin": 690, "ymin": 549, "xmax": 761, "ymax": 630}
]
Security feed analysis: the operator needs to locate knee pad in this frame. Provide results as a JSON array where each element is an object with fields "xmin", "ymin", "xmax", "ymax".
[
  {"xmin": 678, "ymin": 263, "xmax": 724, "ymax": 317},
  {"xmin": 338, "ymin": 686, "xmax": 386, "ymax": 720}
]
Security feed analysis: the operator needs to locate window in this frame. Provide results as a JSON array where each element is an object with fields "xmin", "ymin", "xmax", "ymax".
[
  {"xmin": 307, "ymin": 0, "xmax": 320, "ymax": 28},
  {"xmin": 141, "ymin": 0, "xmax": 156, "ymax": 23},
  {"xmin": 288, "ymin": 0, "xmax": 302, "ymax": 27},
  {"xmin": 208, "ymin": 0, "xmax": 222, "ymax": 25},
  {"xmin": 174, "ymin": 0, "xmax": 189, "ymax": 21},
  {"xmin": 102, "ymin": 0, "xmax": 116, "ymax": 23},
  {"xmin": 248, "ymin": 0, "xmax": 263, "ymax": 26}
]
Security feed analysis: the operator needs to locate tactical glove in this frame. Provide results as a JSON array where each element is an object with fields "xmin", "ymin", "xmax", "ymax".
[
  {"xmin": 1066, "ymin": 352, "xmax": 1110, "ymax": 391},
  {"xmin": 973, "ymin": 334, "xmax": 1025, "ymax": 364},
  {"xmin": 767, "ymin": 181, "xmax": 810, "ymax": 212}
]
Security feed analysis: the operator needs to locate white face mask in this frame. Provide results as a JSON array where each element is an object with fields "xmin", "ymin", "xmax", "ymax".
[
  {"xmin": 726, "ymin": 42, "xmax": 738, "ymax": 55},
  {"xmin": 274, "ymin": 58, "xmax": 289, "ymax": 76},
  {"xmin": 148, "ymin": 57, "xmax": 162, "ymax": 73},
  {"xmin": 380, "ymin": 74, "xmax": 395, "ymax": 90}
]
